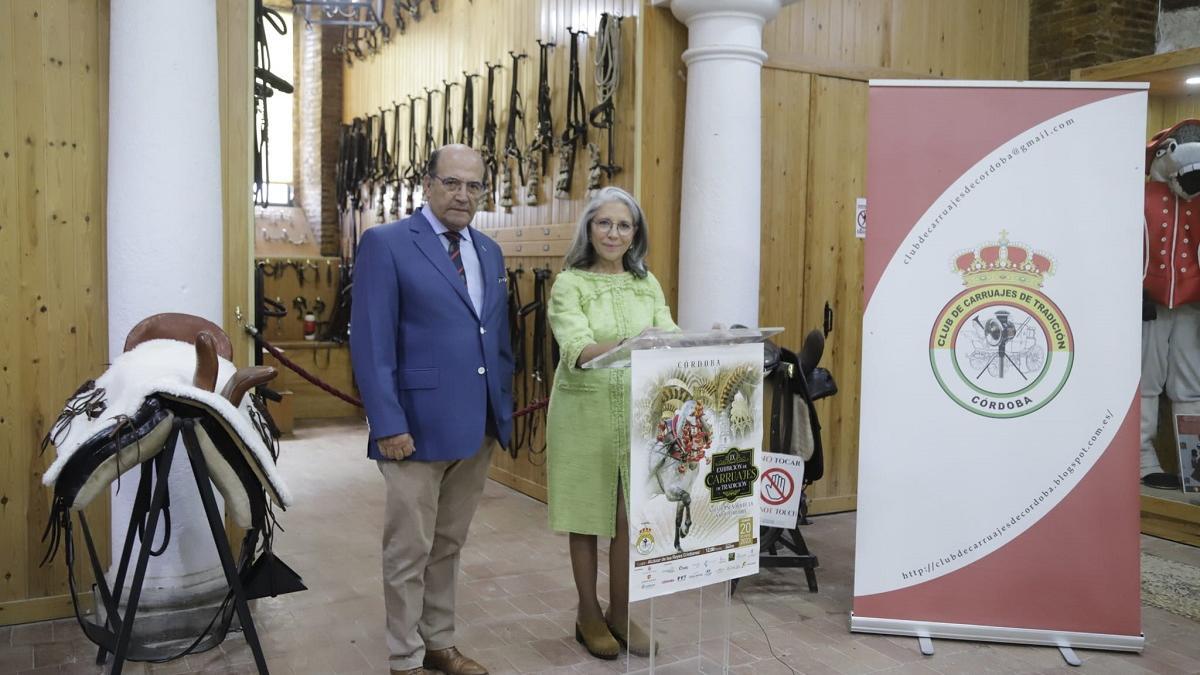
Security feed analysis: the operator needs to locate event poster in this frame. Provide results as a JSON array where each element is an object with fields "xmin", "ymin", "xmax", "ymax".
[
  {"xmin": 628, "ymin": 344, "xmax": 763, "ymax": 602},
  {"xmin": 1175, "ymin": 414, "xmax": 1200, "ymax": 493},
  {"xmin": 853, "ymin": 81, "xmax": 1146, "ymax": 650}
]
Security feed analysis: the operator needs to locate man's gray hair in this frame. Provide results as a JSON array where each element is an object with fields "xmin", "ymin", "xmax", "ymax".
[{"xmin": 562, "ymin": 186, "xmax": 649, "ymax": 278}]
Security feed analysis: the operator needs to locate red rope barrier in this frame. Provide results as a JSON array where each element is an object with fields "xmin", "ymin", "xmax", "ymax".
[
  {"xmin": 253, "ymin": 333, "xmax": 548, "ymax": 418},
  {"xmin": 257, "ymin": 337, "xmax": 365, "ymax": 408}
]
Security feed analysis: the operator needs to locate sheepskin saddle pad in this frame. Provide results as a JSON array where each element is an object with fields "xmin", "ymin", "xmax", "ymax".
[{"xmin": 40, "ymin": 338, "xmax": 292, "ymax": 533}]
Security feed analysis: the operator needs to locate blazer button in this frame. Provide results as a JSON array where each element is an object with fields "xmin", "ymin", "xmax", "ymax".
[
  {"xmin": 480, "ymin": 327, "xmax": 487, "ymax": 335},
  {"xmin": 477, "ymin": 367, "xmax": 486, "ymax": 375}
]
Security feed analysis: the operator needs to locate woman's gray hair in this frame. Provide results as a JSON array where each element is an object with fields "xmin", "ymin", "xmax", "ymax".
[{"xmin": 562, "ymin": 186, "xmax": 649, "ymax": 278}]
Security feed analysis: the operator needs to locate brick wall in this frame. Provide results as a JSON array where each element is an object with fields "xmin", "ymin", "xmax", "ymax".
[
  {"xmin": 294, "ymin": 24, "xmax": 344, "ymax": 257},
  {"xmin": 1029, "ymin": 0, "xmax": 1158, "ymax": 80},
  {"xmin": 1159, "ymin": 4, "xmax": 1200, "ymax": 52}
]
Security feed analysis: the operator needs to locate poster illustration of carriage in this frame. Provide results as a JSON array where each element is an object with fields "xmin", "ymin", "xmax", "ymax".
[{"xmin": 628, "ymin": 344, "xmax": 763, "ymax": 601}]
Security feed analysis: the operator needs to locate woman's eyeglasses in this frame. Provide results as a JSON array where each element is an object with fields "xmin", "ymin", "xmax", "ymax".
[{"xmin": 592, "ymin": 219, "xmax": 635, "ymax": 235}]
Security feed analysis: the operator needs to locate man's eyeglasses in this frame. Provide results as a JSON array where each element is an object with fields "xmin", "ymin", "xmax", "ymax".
[
  {"xmin": 431, "ymin": 174, "xmax": 487, "ymax": 198},
  {"xmin": 592, "ymin": 218, "xmax": 635, "ymax": 236}
]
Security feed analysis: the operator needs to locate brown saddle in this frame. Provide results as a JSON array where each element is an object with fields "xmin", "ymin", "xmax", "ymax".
[{"xmin": 124, "ymin": 312, "xmax": 276, "ymax": 405}]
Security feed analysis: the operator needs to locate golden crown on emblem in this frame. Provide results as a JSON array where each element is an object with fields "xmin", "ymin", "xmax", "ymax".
[{"xmin": 951, "ymin": 230, "xmax": 1055, "ymax": 288}]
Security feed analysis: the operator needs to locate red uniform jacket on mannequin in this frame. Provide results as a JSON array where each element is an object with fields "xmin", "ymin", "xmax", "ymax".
[{"xmin": 1145, "ymin": 180, "xmax": 1200, "ymax": 308}]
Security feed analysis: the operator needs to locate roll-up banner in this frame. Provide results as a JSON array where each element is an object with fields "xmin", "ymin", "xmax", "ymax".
[{"xmin": 852, "ymin": 81, "xmax": 1147, "ymax": 652}]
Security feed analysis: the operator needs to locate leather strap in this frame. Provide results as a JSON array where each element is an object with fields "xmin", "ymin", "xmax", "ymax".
[
  {"xmin": 460, "ymin": 72, "xmax": 477, "ymax": 147},
  {"xmin": 503, "ymin": 51, "xmax": 529, "ymax": 186},
  {"xmin": 481, "ymin": 61, "xmax": 502, "ymax": 208}
]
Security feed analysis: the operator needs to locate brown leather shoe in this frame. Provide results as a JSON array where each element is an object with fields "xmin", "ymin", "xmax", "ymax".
[
  {"xmin": 423, "ymin": 646, "xmax": 488, "ymax": 675},
  {"xmin": 390, "ymin": 668, "xmax": 431, "ymax": 675},
  {"xmin": 606, "ymin": 613, "xmax": 656, "ymax": 657},
  {"xmin": 575, "ymin": 619, "xmax": 620, "ymax": 660}
]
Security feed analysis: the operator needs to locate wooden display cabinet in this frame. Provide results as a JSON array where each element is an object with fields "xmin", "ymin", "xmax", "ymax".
[{"xmin": 1074, "ymin": 47, "xmax": 1200, "ymax": 547}]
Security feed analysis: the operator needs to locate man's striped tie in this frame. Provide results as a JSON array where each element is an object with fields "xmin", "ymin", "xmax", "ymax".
[{"xmin": 442, "ymin": 231, "xmax": 467, "ymax": 286}]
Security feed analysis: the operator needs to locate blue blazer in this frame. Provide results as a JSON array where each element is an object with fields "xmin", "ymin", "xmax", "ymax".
[{"xmin": 350, "ymin": 211, "xmax": 514, "ymax": 461}]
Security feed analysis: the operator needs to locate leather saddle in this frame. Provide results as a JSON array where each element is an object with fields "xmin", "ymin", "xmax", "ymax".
[
  {"xmin": 42, "ymin": 314, "xmax": 289, "ymax": 523},
  {"xmin": 40, "ymin": 314, "xmax": 300, "ymax": 598},
  {"xmin": 763, "ymin": 329, "xmax": 837, "ymax": 483}
]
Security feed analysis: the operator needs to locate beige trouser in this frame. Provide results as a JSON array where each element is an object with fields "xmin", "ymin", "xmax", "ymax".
[
  {"xmin": 1142, "ymin": 304, "xmax": 1200, "ymax": 475},
  {"xmin": 378, "ymin": 439, "xmax": 494, "ymax": 671}
]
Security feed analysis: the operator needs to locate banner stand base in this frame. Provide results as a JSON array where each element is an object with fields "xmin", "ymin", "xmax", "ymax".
[
  {"xmin": 1059, "ymin": 646, "xmax": 1083, "ymax": 666},
  {"xmin": 850, "ymin": 613, "xmax": 1145, "ymax": 654},
  {"xmin": 911, "ymin": 634, "xmax": 1084, "ymax": 664}
]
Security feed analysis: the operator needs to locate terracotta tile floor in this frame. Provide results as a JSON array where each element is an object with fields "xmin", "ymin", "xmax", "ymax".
[{"xmin": 5, "ymin": 417, "xmax": 1200, "ymax": 674}]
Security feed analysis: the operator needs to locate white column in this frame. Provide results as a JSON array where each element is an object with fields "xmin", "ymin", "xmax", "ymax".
[
  {"xmin": 106, "ymin": 0, "xmax": 228, "ymax": 624},
  {"xmin": 657, "ymin": 0, "xmax": 789, "ymax": 329}
]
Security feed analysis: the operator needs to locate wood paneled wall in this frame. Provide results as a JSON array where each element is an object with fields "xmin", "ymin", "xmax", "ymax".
[
  {"xmin": 1148, "ymin": 93, "xmax": 1200, "ymax": 136},
  {"xmin": 0, "ymin": 0, "xmax": 252, "ymax": 625},
  {"xmin": 760, "ymin": 71, "xmax": 868, "ymax": 514},
  {"xmin": 757, "ymin": 1, "xmax": 1029, "ymax": 513},
  {"xmin": 634, "ymin": 3, "xmax": 687, "ymax": 313},
  {"xmin": 765, "ymin": 0, "xmax": 1029, "ymax": 80},
  {"xmin": 219, "ymin": 1, "xmax": 255, "ymax": 367},
  {"xmin": 341, "ymin": 0, "xmax": 640, "ymax": 233},
  {"xmin": 0, "ymin": 0, "xmax": 110, "ymax": 625}
]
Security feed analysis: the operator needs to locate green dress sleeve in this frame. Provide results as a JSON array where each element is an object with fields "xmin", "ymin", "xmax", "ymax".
[
  {"xmin": 548, "ymin": 271, "xmax": 596, "ymax": 371},
  {"xmin": 648, "ymin": 272, "xmax": 679, "ymax": 331}
]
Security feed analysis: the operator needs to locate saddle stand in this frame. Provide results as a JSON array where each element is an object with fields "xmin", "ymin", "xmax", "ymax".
[
  {"xmin": 75, "ymin": 414, "xmax": 269, "ymax": 675},
  {"xmin": 729, "ymin": 496, "xmax": 819, "ymax": 597},
  {"xmin": 756, "ymin": 494, "xmax": 819, "ymax": 592},
  {"xmin": 734, "ymin": 330, "xmax": 832, "ymax": 596}
]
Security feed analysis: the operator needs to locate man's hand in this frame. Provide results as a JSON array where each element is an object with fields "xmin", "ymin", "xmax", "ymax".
[{"xmin": 378, "ymin": 433, "xmax": 416, "ymax": 460}]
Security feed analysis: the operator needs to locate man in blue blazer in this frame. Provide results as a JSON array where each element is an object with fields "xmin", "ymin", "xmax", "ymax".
[{"xmin": 351, "ymin": 145, "xmax": 513, "ymax": 675}]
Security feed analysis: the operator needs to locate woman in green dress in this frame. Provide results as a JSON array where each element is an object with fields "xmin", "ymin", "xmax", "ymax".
[{"xmin": 546, "ymin": 186, "xmax": 677, "ymax": 659}]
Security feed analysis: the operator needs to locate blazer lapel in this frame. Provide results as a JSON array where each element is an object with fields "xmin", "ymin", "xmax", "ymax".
[{"xmin": 410, "ymin": 212, "xmax": 477, "ymax": 317}]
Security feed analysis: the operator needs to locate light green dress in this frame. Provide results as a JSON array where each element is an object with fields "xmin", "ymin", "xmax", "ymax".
[{"xmin": 546, "ymin": 268, "xmax": 678, "ymax": 537}]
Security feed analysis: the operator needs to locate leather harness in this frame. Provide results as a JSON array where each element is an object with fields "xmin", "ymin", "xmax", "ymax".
[
  {"xmin": 459, "ymin": 71, "xmax": 478, "ymax": 147},
  {"xmin": 481, "ymin": 61, "xmax": 502, "ymax": 210},
  {"xmin": 556, "ymin": 28, "xmax": 588, "ymax": 199}
]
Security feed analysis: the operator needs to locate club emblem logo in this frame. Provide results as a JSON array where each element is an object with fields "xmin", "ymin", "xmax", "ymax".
[
  {"xmin": 635, "ymin": 527, "xmax": 656, "ymax": 555},
  {"xmin": 929, "ymin": 231, "xmax": 1073, "ymax": 418}
]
